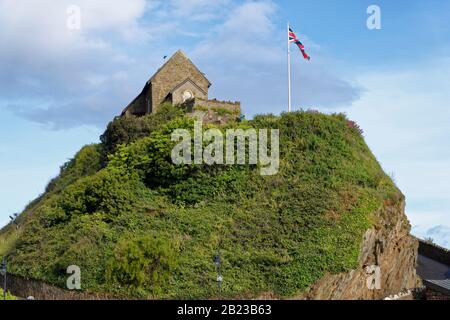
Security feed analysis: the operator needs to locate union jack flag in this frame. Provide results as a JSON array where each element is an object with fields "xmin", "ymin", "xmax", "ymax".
[{"xmin": 289, "ymin": 27, "xmax": 310, "ymax": 61}]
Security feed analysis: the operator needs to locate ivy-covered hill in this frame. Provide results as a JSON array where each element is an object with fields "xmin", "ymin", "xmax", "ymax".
[{"xmin": 0, "ymin": 105, "xmax": 400, "ymax": 299}]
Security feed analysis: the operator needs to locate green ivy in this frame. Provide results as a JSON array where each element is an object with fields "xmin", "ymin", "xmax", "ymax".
[{"xmin": 1, "ymin": 107, "xmax": 399, "ymax": 299}]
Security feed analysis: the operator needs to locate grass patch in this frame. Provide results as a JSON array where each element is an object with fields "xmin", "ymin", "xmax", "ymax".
[{"xmin": 0, "ymin": 288, "xmax": 18, "ymax": 300}]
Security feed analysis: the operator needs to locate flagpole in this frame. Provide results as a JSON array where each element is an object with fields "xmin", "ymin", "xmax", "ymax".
[{"xmin": 287, "ymin": 22, "xmax": 292, "ymax": 113}]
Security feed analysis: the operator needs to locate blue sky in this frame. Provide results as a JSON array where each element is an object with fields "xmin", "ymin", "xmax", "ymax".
[{"xmin": 0, "ymin": 0, "xmax": 449, "ymax": 248}]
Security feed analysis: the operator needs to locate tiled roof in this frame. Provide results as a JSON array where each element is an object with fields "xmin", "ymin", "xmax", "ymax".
[
  {"xmin": 423, "ymin": 279, "xmax": 450, "ymax": 295},
  {"xmin": 417, "ymin": 251, "xmax": 450, "ymax": 296},
  {"xmin": 417, "ymin": 254, "xmax": 450, "ymax": 280}
]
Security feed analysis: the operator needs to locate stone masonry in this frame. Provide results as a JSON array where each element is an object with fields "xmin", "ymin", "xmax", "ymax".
[{"xmin": 121, "ymin": 50, "xmax": 240, "ymax": 121}]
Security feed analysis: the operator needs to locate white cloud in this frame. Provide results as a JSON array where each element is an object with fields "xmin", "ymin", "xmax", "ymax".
[
  {"xmin": 0, "ymin": 0, "xmax": 155, "ymax": 128},
  {"xmin": 0, "ymin": 0, "xmax": 148, "ymax": 53},
  {"xmin": 425, "ymin": 226, "xmax": 450, "ymax": 249},
  {"xmin": 221, "ymin": 1, "xmax": 276, "ymax": 36},
  {"xmin": 193, "ymin": 1, "xmax": 279, "ymax": 64},
  {"xmin": 412, "ymin": 224, "xmax": 450, "ymax": 249},
  {"xmin": 0, "ymin": 0, "xmax": 148, "ymax": 75},
  {"xmin": 75, "ymin": 0, "xmax": 147, "ymax": 30},
  {"xmin": 166, "ymin": 0, "xmax": 231, "ymax": 21}
]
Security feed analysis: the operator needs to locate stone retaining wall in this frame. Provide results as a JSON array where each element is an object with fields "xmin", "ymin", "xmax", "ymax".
[
  {"xmin": 5, "ymin": 273, "xmax": 112, "ymax": 300},
  {"xmin": 194, "ymin": 98, "xmax": 241, "ymax": 114},
  {"xmin": 417, "ymin": 238, "xmax": 450, "ymax": 266}
]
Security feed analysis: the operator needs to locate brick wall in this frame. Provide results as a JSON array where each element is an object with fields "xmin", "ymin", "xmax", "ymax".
[{"xmin": 425, "ymin": 287, "xmax": 450, "ymax": 300}]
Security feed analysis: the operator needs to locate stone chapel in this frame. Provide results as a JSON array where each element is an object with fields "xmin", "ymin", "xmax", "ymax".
[{"xmin": 121, "ymin": 50, "xmax": 240, "ymax": 123}]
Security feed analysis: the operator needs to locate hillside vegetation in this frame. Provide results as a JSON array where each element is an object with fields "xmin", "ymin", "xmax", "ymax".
[{"xmin": 0, "ymin": 105, "xmax": 399, "ymax": 299}]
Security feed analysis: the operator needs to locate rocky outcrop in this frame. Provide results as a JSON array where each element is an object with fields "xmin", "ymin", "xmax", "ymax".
[{"xmin": 301, "ymin": 197, "xmax": 419, "ymax": 300}]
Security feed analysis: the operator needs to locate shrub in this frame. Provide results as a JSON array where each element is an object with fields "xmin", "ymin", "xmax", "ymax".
[
  {"xmin": 46, "ymin": 144, "xmax": 104, "ymax": 194},
  {"xmin": 57, "ymin": 168, "xmax": 152, "ymax": 220},
  {"xmin": 108, "ymin": 117, "xmax": 255, "ymax": 204},
  {"xmin": 100, "ymin": 104, "xmax": 185, "ymax": 155},
  {"xmin": 106, "ymin": 234, "xmax": 178, "ymax": 296},
  {"xmin": 347, "ymin": 120, "xmax": 364, "ymax": 135},
  {"xmin": 0, "ymin": 289, "xmax": 17, "ymax": 300},
  {"xmin": 107, "ymin": 117, "xmax": 198, "ymax": 188}
]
